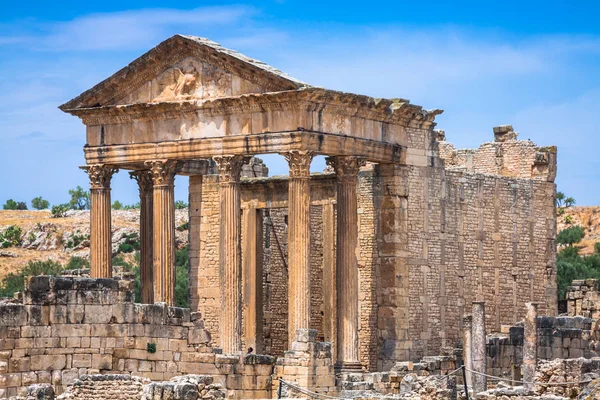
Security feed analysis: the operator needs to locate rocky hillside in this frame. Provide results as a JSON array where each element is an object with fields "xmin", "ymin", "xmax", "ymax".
[
  {"xmin": 1, "ymin": 205, "xmax": 599, "ymax": 281},
  {"xmin": 558, "ymin": 206, "xmax": 600, "ymax": 255},
  {"xmin": 0, "ymin": 209, "xmax": 189, "ymax": 280}
]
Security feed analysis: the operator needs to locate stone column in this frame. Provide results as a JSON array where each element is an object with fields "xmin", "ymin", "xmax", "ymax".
[
  {"xmin": 462, "ymin": 315, "xmax": 473, "ymax": 388},
  {"xmin": 81, "ymin": 165, "xmax": 118, "ymax": 278},
  {"xmin": 283, "ymin": 150, "xmax": 314, "ymax": 345},
  {"xmin": 130, "ymin": 170, "xmax": 154, "ymax": 304},
  {"xmin": 326, "ymin": 156, "xmax": 365, "ymax": 371},
  {"xmin": 471, "ymin": 301, "xmax": 487, "ymax": 394},
  {"xmin": 146, "ymin": 160, "xmax": 177, "ymax": 305},
  {"xmin": 213, "ymin": 155, "xmax": 249, "ymax": 354},
  {"xmin": 523, "ymin": 302, "xmax": 538, "ymax": 391},
  {"xmin": 242, "ymin": 208, "xmax": 264, "ymax": 354}
]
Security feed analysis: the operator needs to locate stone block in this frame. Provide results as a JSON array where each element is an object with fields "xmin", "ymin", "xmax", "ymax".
[
  {"xmin": 30, "ymin": 355, "xmax": 66, "ymax": 371},
  {"xmin": 91, "ymin": 354, "xmax": 113, "ymax": 370},
  {"xmin": 27, "ymin": 306, "xmax": 50, "ymax": 326},
  {"xmin": 0, "ymin": 373, "xmax": 21, "ymax": 387},
  {"xmin": 72, "ymin": 354, "xmax": 91, "ymax": 368},
  {"xmin": 188, "ymin": 328, "xmax": 211, "ymax": 345},
  {"xmin": 84, "ymin": 305, "xmax": 113, "ymax": 324},
  {"xmin": 10, "ymin": 356, "xmax": 30, "ymax": 372},
  {"xmin": 0, "ymin": 305, "xmax": 27, "ymax": 326}
]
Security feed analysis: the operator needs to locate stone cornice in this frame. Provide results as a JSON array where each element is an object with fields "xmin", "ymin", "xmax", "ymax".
[
  {"xmin": 64, "ymin": 88, "xmax": 443, "ymax": 129},
  {"xmin": 83, "ymin": 131, "xmax": 405, "ymax": 166}
]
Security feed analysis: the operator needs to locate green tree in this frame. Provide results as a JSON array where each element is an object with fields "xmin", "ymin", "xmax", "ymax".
[
  {"xmin": 555, "ymin": 191, "xmax": 565, "ymax": 208},
  {"xmin": 2, "ymin": 199, "xmax": 27, "ymax": 210},
  {"xmin": 31, "ymin": 196, "xmax": 50, "ymax": 210},
  {"xmin": 174, "ymin": 200, "xmax": 188, "ymax": 210},
  {"xmin": 175, "ymin": 246, "xmax": 189, "ymax": 308},
  {"xmin": 68, "ymin": 186, "xmax": 90, "ymax": 210},
  {"xmin": 565, "ymin": 197, "xmax": 576, "ymax": 208},
  {"xmin": 557, "ymin": 225, "xmax": 585, "ymax": 246},
  {"xmin": 112, "ymin": 201, "xmax": 123, "ymax": 210}
]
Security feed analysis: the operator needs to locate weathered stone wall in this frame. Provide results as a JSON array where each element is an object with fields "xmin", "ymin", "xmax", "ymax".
[
  {"xmin": 0, "ymin": 276, "xmax": 274, "ymax": 399},
  {"xmin": 566, "ymin": 279, "xmax": 600, "ymax": 319},
  {"xmin": 190, "ymin": 126, "xmax": 556, "ymax": 370},
  {"xmin": 483, "ymin": 316, "xmax": 600, "ymax": 383}
]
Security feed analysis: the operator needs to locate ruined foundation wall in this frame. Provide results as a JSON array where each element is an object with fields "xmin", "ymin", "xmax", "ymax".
[{"xmin": 0, "ymin": 276, "xmax": 274, "ymax": 399}]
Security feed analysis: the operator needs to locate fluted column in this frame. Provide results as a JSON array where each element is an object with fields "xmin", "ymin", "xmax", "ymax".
[
  {"xmin": 283, "ymin": 150, "xmax": 314, "ymax": 345},
  {"xmin": 462, "ymin": 315, "xmax": 473, "ymax": 388},
  {"xmin": 214, "ymin": 155, "xmax": 249, "ymax": 354},
  {"xmin": 326, "ymin": 156, "xmax": 365, "ymax": 371},
  {"xmin": 146, "ymin": 160, "xmax": 177, "ymax": 305},
  {"xmin": 81, "ymin": 165, "xmax": 118, "ymax": 278},
  {"xmin": 130, "ymin": 170, "xmax": 154, "ymax": 304}
]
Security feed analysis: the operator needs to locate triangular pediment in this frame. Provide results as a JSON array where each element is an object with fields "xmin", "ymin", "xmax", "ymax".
[{"xmin": 60, "ymin": 35, "xmax": 308, "ymax": 111}]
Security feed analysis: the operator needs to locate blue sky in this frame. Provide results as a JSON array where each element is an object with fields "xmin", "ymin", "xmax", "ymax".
[{"xmin": 1, "ymin": 1, "xmax": 599, "ymax": 206}]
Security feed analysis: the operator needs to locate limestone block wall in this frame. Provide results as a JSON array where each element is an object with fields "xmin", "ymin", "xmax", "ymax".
[
  {"xmin": 0, "ymin": 276, "xmax": 275, "ymax": 399},
  {"xmin": 567, "ymin": 279, "xmax": 600, "ymax": 319},
  {"xmin": 484, "ymin": 316, "xmax": 600, "ymax": 383}
]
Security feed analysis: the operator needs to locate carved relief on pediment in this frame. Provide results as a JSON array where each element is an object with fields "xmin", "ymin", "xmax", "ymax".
[
  {"xmin": 116, "ymin": 56, "xmax": 269, "ymax": 105},
  {"xmin": 154, "ymin": 58, "xmax": 203, "ymax": 101}
]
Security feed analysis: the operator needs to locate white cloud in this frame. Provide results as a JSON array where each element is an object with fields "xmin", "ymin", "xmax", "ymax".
[{"xmin": 0, "ymin": 6, "xmax": 254, "ymax": 52}]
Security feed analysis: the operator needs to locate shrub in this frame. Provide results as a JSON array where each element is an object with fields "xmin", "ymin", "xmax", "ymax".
[
  {"xmin": 2, "ymin": 199, "xmax": 27, "ymax": 210},
  {"xmin": 65, "ymin": 256, "xmax": 89, "ymax": 270},
  {"xmin": 112, "ymin": 201, "xmax": 123, "ymax": 210},
  {"xmin": 0, "ymin": 260, "xmax": 63, "ymax": 298},
  {"xmin": 177, "ymin": 222, "xmax": 189, "ymax": 231},
  {"xmin": 118, "ymin": 243, "xmax": 134, "ymax": 253},
  {"xmin": 146, "ymin": 343, "xmax": 157, "ymax": 353},
  {"xmin": 123, "ymin": 202, "xmax": 140, "ymax": 210},
  {"xmin": 595, "ymin": 242, "xmax": 600, "ymax": 255},
  {"xmin": 175, "ymin": 246, "xmax": 189, "ymax": 308},
  {"xmin": 65, "ymin": 232, "xmax": 89, "ymax": 249},
  {"xmin": 118, "ymin": 232, "xmax": 140, "ymax": 254},
  {"xmin": 174, "ymin": 200, "xmax": 188, "ymax": 210},
  {"xmin": 51, "ymin": 204, "xmax": 70, "ymax": 218},
  {"xmin": 557, "ymin": 225, "xmax": 585, "ymax": 246},
  {"xmin": 0, "ymin": 226, "xmax": 23, "ymax": 248},
  {"xmin": 31, "ymin": 197, "xmax": 50, "ymax": 210},
  {"xmin": 68, "ymin": 186, "xmax": 90, "ymax": 210}
]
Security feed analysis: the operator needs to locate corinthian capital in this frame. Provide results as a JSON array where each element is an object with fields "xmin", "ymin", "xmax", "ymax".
[
  {"xmin": 325, "ymin": 156, "xmax": 365, "ymax": 182},
  {"xmin": 282, "ymin": 150, "xmax": 314, "ymax": 179},
  {"xmin": 144, "ymin": 160, "xmax": 177, "ymax": 187},
  {"xmin": 129, "ymin": 170, "xmax": 154, "ymax": 193},
  {"xmin": 213, "ymin": 155, "xmax": 250, "ymax": 185},
  {"xmin": 81, "ymin": 165, "xmax": 119, "ymax": 190}
]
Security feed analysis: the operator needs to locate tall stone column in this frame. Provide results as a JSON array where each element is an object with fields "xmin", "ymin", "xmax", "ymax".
[
  {"xmin": 81, "ymin": 165, "xmax": 118, "ymax": 278},
  {"xmin": 471, "ymin": 301, "xmax": 487, "ymax": 394},
  {"xmin": 523, "ymin": 302, "xmax": 538, "ymax": 391},
  {"xmin": 283, "ymin": 150, "xmax": 314, "ymax": 345},
  {"xmin": 326, "ymin": 156, "xmax": 365, "ymax": 371},
  {"xmin": 462, "ymin": 315, "xmax": 473, "ymax": 388},
  {"xmin": 213, "ymin": 155, "xmax": 249, "ymax": 354},
  {"xmin": 145, "ymin": 160, "xmax": 177, "ymax": 305},
  {"xmin": 130, "ymin": 170, "xmax": 154, "ymax": 304}
]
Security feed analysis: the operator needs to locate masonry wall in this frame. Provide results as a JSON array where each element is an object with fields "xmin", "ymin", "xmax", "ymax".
[
  {"xmin": 189, "ymin": 127, "xmax": 557, "ymax": 372},
  {"xmin": 0, "ymin": 276, "xmax": 274, "ymax": 399}
]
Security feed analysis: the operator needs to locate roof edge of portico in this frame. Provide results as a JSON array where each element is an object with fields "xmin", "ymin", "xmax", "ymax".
[
  {"xmin": 58, "ymin": 34, "xmax": 309, "ymax": 111},
  {"xmin": 63, "ymin": 87, "xmax": 444, "ymax": 128}
]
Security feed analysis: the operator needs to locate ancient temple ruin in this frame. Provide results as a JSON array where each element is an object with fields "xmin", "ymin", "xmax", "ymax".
[{"xmin": 0, "ymin": 34, "xmax": 560, "ymax": 398}]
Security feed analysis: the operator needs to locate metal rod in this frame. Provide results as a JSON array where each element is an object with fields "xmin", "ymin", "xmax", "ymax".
[
  {"xmin": 278, "ymin": 377, "xmax": 283, "ymax": 399},
  {"xmin": 461, "ymin": 364, "xmax": 469, "ymax": 400}
]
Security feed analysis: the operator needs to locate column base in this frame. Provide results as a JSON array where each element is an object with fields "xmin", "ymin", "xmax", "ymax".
[{"xmin": 334, "ymin": 361, "xmax": 363, "ymax": 373}]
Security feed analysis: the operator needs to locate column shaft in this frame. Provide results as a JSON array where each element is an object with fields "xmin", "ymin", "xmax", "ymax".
[
  {"xmin": 462, "ymin": 315, "xmax": 473, "ymax": 388},
  {"xmin": 284, "ymin": 151, "xmax": 313, "ymax": 345},
  {"xmin": 130, "ymin": 170, "xmax": 154, "ymax": 304},
  {"xmin": 242, "ymin": 208, "xmax": 264, "ymax": 354},
  {"xmin": 523, "ymin": 302, "xmax": 538, "ymax": 391},
  {"xmin": 326, "ymin": 156, "xmax": 364, "ymax": 371},
  {"xmin": 82, "ymin": 165, "xmax": 118, "ymax": 278},
  {"xmin": 146, "ymin": 160, "xmax": 176, "ymax": 306},
  {"xmin": 214, "ymin": 155, "xmax": 249, "ymax": 354},
  {"xmin": 472, "ymin": 301, "xmax": 487, "ymax": 393}
]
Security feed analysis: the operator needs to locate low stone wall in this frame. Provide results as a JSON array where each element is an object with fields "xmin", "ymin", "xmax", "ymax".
[
  {"xmin": 567, "ymin": 279, "xmax": 600, "ymax": 319},
  {"xmin": 0, "ymin": 276, "xmax": 274, "ymax": 399},
  {"xmin": 485, "ymin": 316, "xmax": 600, "ymax": 383}
]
